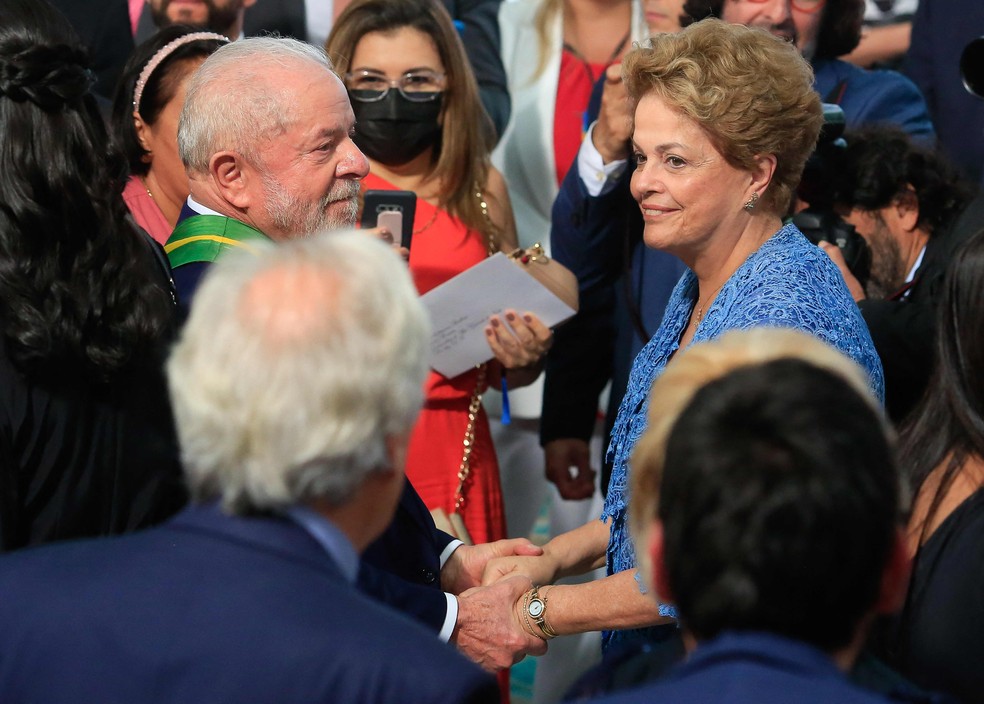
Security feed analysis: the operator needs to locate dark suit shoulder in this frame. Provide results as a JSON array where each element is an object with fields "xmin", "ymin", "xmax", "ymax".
[{"xmin": 0, "ymin": 514, "xmax": 495, "ymax": 704}]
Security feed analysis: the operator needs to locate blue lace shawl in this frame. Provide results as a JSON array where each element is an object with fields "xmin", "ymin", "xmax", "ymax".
[{"xmin": 599, "ymin": 224, "xmax": 884, "ymax": 650}]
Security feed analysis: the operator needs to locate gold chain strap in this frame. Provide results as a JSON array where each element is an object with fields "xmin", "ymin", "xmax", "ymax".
[
  {"xmin": 449, "ymin": 184, "xmax": 500, "ymax": 516},
  {"xmin": 475, "ymin": 184, "xmax": 499, "ymax": 256},
  {"xmin": 448, "ymin": 182, "xmax": 517, "ymax": 515}
]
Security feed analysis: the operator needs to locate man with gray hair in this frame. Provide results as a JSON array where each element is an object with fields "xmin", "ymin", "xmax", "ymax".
[
  {"xmin": 0, "ymin": 233, "xmax": 498, "ymax": 703},
  {"xmin": 165, "ymin": 36, "xmax": 369, "ymax": 307},
  {"xmin": 162, "ymin": 35, "xmax": 546, "ymax": 673}
]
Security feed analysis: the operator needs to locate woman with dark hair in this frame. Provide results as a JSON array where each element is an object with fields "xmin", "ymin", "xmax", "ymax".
[
  {"xmin": 0, "ymin": 0, "xmax": 186, "ymax": 551},
  {"xmin": 112, "ymin": 25, "xmax": 228, "ymax": 244},
  {"xmin": 680, "ymin": 0, "xmax": 934, "ymax": 142},
  {"xmin": 891, "ymin": 228, "xmax": 984, "ymax": 703},
  {"xmin": 327, "ymin": 0, "xmax": 553, "ymax": 547}
]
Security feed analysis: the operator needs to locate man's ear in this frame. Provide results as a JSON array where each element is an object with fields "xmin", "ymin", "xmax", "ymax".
[
  {"xmin": 210, "ymin": 151, "xmax": 252, "ymax": 209},
  {"xmin": 874, "ymin": 528, "xmax": 911, "ymax": 614},
  {"xmin": 893, "ymin": 186, "xmax": 920, "ymax": 233},
  {"xmin": 648, "ymin": 519, "xmax": 675, "ymax": 605},
  {"xmin": 384, "ymin": 432, "xmax": 409, "ymax": 477}
]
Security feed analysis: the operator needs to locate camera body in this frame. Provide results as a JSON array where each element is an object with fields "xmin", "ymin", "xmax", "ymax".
[{"xmin": 793, "ymin": 103, "xmax": 872, "ymax": 287}]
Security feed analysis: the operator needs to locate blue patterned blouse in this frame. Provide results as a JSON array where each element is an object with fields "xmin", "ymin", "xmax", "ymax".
[{"xmin": 599, "ymin": 224, "xmax": 884, "ymax": 651}]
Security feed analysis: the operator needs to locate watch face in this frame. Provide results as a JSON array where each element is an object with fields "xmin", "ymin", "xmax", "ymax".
[{"xmin": 528, "ymin": 598, "xmax": 545, "ymax": 619}]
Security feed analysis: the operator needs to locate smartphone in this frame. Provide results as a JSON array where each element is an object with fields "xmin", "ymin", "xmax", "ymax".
[{"xmin": 361, "ymin": 190, "xmax": 417, "ymax": 250}]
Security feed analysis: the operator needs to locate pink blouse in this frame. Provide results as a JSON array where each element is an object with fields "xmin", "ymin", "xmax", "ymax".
[{"xmin": 122, "ymin": 176, "xmax": 172, "ymax": 245}]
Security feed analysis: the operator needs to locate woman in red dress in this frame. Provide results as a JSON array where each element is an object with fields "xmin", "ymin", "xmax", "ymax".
[{"xmin": 327, "ymin": 0, "xmax": 553, "ymax": 547}]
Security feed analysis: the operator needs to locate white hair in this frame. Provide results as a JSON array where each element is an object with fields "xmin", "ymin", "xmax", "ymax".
[
  {"xmin": 177, "ymin": 36, "xmax": 336, "ymax": 173},
  {"xmin": 167, "ymin": 231, "xmax": 431, "ymax": 513}
]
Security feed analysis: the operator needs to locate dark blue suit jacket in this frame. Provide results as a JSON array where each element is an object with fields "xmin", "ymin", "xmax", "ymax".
[
  {"xmin": 0, "ymin": 504, "xmax": 496, "ymax": 704},
  {"xmin": 588, "ymin": 632, "xmax": 902, "ymax": 704},
  {"xmin": 813, "ymin": 58, "xmax": 935, "ymax": 145},
  {"xmin": 905, "ymin": 0, "xmax": 984, "ymax": 184},
  {"xmin": 168, "ymin": 207, "xmax": 457, "ymax": 633}
]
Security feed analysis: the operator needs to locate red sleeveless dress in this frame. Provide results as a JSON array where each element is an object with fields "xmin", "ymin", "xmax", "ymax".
[{"xmin": 362, "ymin": 174, "xmax": 507, "ymax": 545}]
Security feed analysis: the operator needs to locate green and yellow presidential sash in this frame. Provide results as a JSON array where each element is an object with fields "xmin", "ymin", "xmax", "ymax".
[{"xmin": 164, "ymin": 215, "xmax": 270, "ymax": 269}]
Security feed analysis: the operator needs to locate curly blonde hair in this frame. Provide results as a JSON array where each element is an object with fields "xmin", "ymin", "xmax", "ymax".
[{"xmin": 623, "ymin": 19, "xmax": 823, "ymax": 214}]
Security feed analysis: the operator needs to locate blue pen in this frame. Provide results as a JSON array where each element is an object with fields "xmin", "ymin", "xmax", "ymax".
[{"xmin": 500, "ymin": 368, "xmax": 511, "ymax": 426}]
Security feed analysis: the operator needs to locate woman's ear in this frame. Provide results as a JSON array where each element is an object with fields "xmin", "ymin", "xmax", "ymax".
[
  {"xmin": 133, "ymin": 112, "xmax": 153, "ymax": 161},
  {"xmin": 747, "ymin": 153, "xmax": 778, "ymax": 203}
]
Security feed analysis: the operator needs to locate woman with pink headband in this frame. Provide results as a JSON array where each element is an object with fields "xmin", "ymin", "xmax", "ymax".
[{"xmin": 111, "ymin": 26, "xmax": 227, "ymax": 244}]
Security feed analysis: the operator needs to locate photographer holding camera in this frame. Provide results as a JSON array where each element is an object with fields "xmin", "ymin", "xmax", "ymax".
[{"xmin": 820, "ymin": 127, "xmax": 983, "ymax": 424}]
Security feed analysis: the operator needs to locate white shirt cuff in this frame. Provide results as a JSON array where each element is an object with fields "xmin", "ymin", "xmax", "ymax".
[
  {"xmin": 439, "ymin": 593, "xmax": 458, "ymax": 642},
  {"xmin": 439, "ymin": 539, "xmax": 464, "ymax": 568},
  {"xmin": 578, "ymin": 122, "xmax": 629, "ymax": 198}
]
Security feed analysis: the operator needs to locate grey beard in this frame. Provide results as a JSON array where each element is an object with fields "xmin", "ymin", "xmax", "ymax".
[{"xmin": 264, "ymin": 178, "xmax": 360, "ymax": 239}]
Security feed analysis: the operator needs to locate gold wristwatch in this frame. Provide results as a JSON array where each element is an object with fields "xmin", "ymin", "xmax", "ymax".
[{"xmin": 525, "ymin": 586, "xmax": 557, "ymax": 638}]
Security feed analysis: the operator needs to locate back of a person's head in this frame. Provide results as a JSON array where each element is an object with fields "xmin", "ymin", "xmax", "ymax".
[
  {"xmin": 0, "ymin": 0, "xmax": 172, "ymax": 376},
  {"xmin": 658, "ymin": 358, "xmax": 900, "ymax": 650},
  {"xmin": 167, "ymin": 231, "xmax": 430, "ymax": 514}
]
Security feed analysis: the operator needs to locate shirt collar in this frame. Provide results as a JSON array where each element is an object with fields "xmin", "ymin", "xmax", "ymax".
[
  {"xmin": 283, "ymin": 505, "xmax": 360, "ymax": 583},
  {"xmin": 186, "ymin": 195, "xmax": 227, "ymax": 218},
  {"xmin": 905, "ymin": 244, "xmax": 927, "ymax": 284}
]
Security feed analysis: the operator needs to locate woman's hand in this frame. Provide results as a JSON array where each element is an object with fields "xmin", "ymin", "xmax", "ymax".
[
  {"xmin": 364, "ymin": 225, "xmax": 409, "ymax": 262},
  {"xmin": 482, "ymin": 550, "xmax": 561, "ymax": 587},
  {"xmin": 485, "ymin": 309, "xmax": 552, "ymax": 371}
]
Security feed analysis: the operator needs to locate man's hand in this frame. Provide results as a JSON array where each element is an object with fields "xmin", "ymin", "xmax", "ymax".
[
  {"xmin": 452, "ymin": 576, "xmax": 548, "ymax": 671},
  {"xmin": 819, "ymin": 241, "xmax": 866, "ymax": 302},
  {"xmin": 442, "ymin": 538, "xmax": 543, "ymax": 595},
  {"xmin": 593, "ymin": 63, "xmax": 633, "ymax": 164},
  {"xmin": 545, "ymin": 438, "xmax": 596, "ymax": 500}
]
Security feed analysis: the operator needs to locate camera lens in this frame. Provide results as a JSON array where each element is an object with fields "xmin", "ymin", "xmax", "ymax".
[{"xmin": 961, "ymin": 37, "xmax": 984, "ymax": 98}]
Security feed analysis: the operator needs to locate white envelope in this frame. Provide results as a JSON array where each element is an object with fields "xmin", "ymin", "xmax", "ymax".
[{"xmin": 421, "ymin": 253, "xmax": 577, "ymax": 378}]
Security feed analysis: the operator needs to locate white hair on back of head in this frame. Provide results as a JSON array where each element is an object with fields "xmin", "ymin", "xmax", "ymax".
[
  {"xmin": 167, "ymin": 231, "xmax": 430, "ymax": 514},
  {"xmin": 178, "ymin": 36, "xmax": 336, "ymax": 173}
]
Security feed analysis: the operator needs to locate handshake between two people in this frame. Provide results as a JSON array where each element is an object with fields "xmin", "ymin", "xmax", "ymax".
[{"xmin": 443, "ymin": 537, "xmax": 561, "ymax": 672}]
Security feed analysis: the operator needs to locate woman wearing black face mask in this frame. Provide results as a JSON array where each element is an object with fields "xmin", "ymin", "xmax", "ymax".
[{"xmin": 327, "ymin": 0, "xmax": 553, "ymax": 550}]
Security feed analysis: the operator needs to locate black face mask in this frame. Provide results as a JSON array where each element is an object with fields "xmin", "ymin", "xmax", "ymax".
[{"xmin": 350, "ymin": 90, "xmax": 443, "ymax": 167}]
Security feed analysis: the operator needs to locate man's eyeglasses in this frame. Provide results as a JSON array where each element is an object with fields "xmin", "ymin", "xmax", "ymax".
[
  {"xmin": 345, "ymin": 69, "xmax": 446, "ymax": 103},
  {"xmin": 745, "ymin": 0, "xmax": 825, "ymax": 13}
]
